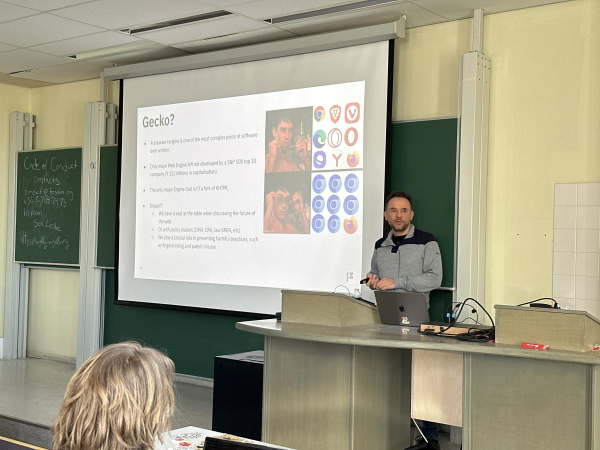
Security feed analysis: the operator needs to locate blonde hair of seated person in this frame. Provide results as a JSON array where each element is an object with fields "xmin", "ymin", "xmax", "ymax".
[{"xmin": 52, "ymin": 341, "xmax": 176, "ymax": 450}]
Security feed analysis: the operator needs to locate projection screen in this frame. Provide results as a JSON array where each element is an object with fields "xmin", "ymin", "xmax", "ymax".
[{"xmin": 118, "ymin": 39, "xmax": 392, "ymax": 315}]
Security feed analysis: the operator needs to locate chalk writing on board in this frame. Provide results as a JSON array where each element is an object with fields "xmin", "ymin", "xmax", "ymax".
[
  {"xmin": 15, "ymin": 148, "xmax": 81, "ymax": 264},
  {"xmin": 20, "ymin": 230, "xmax": 70, "ymax": 250}
]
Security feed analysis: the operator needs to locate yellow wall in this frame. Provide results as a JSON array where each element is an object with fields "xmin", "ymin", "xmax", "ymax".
[
  {"xmin": 0, "ymin": 84, "xmax": 31, "ymax": 338},
  {"xmin": 27, "ymin": 268, "xmax": 79, "ymax": 360},
  {"xmin": 484, "ymin": 0, "xmax": 600, "ymax": 308},
  {"xmin": 393, "ymin": 0, "xmax": 600, "ymax": 312},
  {"xmin": 393, "ymin": 18, "xmax": 472, "ymax": 121},
  {"xmin": 30, "ymin": 78, "xmax": 118, "ymax": 148}
]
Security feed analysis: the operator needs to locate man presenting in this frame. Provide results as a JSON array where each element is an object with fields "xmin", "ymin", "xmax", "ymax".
[{"xmin": 365, "ymin": 191, "xmax": 443, "ymax": 450}]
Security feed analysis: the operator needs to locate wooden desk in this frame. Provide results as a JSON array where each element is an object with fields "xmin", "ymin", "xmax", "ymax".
[
  {"xmin": 237, "ymin": 319, "xmax": 600, "ymax": 450},
  {"xmin": 155, "ymin": 426, "xmax": 291, "ymax": 449}
]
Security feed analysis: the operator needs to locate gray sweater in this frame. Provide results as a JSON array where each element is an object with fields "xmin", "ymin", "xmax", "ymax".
[{"xmin": 370, "ymin": 225, "xmax": 443, "ymax": 305}]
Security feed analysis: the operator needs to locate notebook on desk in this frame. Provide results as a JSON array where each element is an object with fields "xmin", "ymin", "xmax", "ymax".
[{"xmin": 374, "ymin": 291, "xmax": 430, "ymax": 327}]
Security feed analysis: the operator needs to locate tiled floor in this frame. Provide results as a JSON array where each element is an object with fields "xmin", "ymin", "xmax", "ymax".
[
  {"xmin": 0, "ymin": 358, "xmax": 74, "ymax": 427},
  {"xmin": 0, "ymin": 358, "xmax": 213, "ymax": 430},
  {"xmin": 410, "ymin": 426, "xmax": 461, "ymax": 450},
  {"xmin": 438, "ymin": 433, "xmax": 461, "ymax": 450}
]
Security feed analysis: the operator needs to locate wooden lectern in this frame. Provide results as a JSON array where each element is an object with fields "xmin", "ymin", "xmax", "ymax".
[
  {"xmin": 262, "ymin": 290, "xmax": 411, "ymax": 450},
  {"xmin": 495, "ymin": 305, "xmax": 600, "ymax": 351},
  {"xmin": 280, "ymin": 290, "xmax": 380, "ymax": 327}
]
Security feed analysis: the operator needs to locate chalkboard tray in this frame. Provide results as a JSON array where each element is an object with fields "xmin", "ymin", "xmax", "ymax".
[{"xmin": 15, "ymin": 147, "xmax": 82, "ymax": 265}]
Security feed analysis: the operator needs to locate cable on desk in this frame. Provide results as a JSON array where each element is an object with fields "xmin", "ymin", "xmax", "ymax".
[
  {"xmin": 517, "ymin": 297, "xmax": 558, "ymax": 308},
  {"xmin": 420, "ymin": 297, "xmax": 495, "ymax": 342}
]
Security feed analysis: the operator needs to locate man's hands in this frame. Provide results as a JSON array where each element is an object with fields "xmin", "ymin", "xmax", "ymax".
[
  {"xmin": 292, "ymin": 192, "xmax": 304, "ymax": 214},
  {"xmin": 376, "ymin": 278, "xmax": 395, "ymax": 290},
  {"xmin": 365, "ymin": 273, "xmax": 379, "ymax": 289},
  {"xmin": 295, "ymin": 137, "xmax": 308, "ymax": 157},
  {"xmin": 265, "ymin": 191, "xmax": 276, "ymax": 209},
  {"xmin": 365, "ymin": 273, "xmax": 395, "ymax": 290}
]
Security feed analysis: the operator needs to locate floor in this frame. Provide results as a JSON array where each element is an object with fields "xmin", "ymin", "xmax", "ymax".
[
  {"xmin": 0, "ymin": 358, "xmax": 461, "ymax": 450},
  {"xmin": 410, "ymin": 425, "xmax": 461, "ymax": 450},
  {"xmin": 0, "ymin": 358, "xmax": 213, "ymax": 449},
  {"xmin": 0, "ymin": 358, "xmax": 74, "ymax": 427}
]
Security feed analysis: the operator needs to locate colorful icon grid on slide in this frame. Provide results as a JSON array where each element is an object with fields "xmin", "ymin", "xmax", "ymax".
[
  {"xmin": 312, "ymin": 103, "xmax": 363, "ymax": 171},
  {"xmin": 311, "ymin": 171, "xmax": 362, "ymax": 234}
]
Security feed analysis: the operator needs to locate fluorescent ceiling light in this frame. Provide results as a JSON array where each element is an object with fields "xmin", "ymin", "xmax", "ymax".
[
  {"xmin": 121, "ymin": 10, "xmax": 232, "ymax": 35},
  {"xmin": 266, "ymin": 0, "xmax": 401, "ymax": 24},
  {"xmin": 66, "ymin": 41, "xmax": 158, "ymax": 60}
]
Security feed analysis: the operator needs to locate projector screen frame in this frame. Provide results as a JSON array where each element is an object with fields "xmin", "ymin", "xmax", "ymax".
[{"xmin": 112, "ymin": 39, "xmax": 396, "ymax": 318}]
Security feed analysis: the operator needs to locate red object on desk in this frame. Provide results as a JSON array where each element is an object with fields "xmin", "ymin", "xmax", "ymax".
[{"xmin": 521, "ymin": 342, "xmax": 549, "ymax": 350}]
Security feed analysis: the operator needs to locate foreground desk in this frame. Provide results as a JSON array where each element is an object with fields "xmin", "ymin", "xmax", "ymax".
[
  {"xmin": 237, "ymin": 318, "xmax": 600, "ymax": 450},
  {"xmin": 155, "ymin": 426, "xmax": 291, "ymax": 449}
]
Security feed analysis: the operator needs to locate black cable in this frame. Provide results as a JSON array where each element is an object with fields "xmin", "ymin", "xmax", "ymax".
[
  {"xmin": 419, "ymin": 299, "xmax": 472, "ymax": 336},
  {"xmin": 517, "ymin": 297, "xmax": 558, "ymax": 308},
  {"xmin": 455, "ymin": 297, "xmax": 495, "ymax": 342},
  {"xmin": 456, "ymin": 327, "xmax": 495, "ymax": 342},
  {"xmin": 457, "ymin": 317, "xmax": 484, "ymax": 326},
  {"xmin": 419, "ymin": 297, "xmax": 495, "ymax": 341}
]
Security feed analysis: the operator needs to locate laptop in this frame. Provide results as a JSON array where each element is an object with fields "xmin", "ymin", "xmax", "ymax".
[{"xmin": 374, "ymin": 291, "xmax": 430, "ymax": 327}]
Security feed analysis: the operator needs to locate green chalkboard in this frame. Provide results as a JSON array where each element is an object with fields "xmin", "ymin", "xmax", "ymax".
[
  {"xmin": 390, "ymin": 118, "xmax": 458, "ymax": 321},
  {"xmin": 15, "ymin": 148, "xmax": 82, "ymax": 265},
  {"xmin": 96, "ymin": 145, "xmax": 118, "ymax": 268}
]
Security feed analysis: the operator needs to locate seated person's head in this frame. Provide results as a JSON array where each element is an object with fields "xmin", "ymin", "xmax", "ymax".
[{"xmin": 52, "ymin": 341, "xmax": 175, "ymax": 450}]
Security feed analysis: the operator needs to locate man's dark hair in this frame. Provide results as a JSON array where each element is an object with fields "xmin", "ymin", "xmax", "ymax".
[
  {"xmin": 272, "ymin": 113, "xmax": 293, "ymax": 131},
  {"xmin": 274, "ymin": 185, "xmax": 290, "ymax": 194},
  {"xmin": 385, "ymin": 191, "xmax": 412, "ymax": 210}
]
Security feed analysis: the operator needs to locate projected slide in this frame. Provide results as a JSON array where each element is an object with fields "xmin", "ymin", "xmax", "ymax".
[{"xmin": 134, "ymin": 81, "xmax": 365, "ymax": 291}]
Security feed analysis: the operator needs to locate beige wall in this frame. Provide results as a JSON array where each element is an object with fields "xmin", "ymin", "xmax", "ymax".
[
  {"xmin": 393, "ymin": 0, "xmax": 600, "ymax": 313},
  {"xmin": 26, "ymin": 268, "xmax": 79, "ymax": 361},
  {"xmin": 30, "ymin": 78, "xmax": 119, "ymax": 149},
  {"xmin": 393, "ymin": 18, "xmax": 472, "ymax": 121},
  {"xmin": 484, "ymin": 0, "xmax": 600, "ymax": 309}
]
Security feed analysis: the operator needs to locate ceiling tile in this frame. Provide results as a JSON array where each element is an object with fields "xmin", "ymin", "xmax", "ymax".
[
  {"xmin": 274, "ymin": 3, "xmax": 406, "ymax": 35},
  {"xmin": 393, "ymin": 1, "xmax": 448, "ymax": 28},
  {"xmin": 0, "ymin": 14, "xmax": 104, "ymax": 47},
  {"xmin": 173, "ymin": 26, "xmax": 296, "ymax": 53},
  {"xmin": 52, "ymin": 0, "xmax": 219, "ymax": 30},
  {"xmin": 220, "ymin": 0, "xmax": 352, "ymax": 20},
  {"xmin": 29, "ymin": 31, "xmax": 141, "ymax": 56},
  {"xmin": 11, "ymin": 60, "xmax": 104, "ymax": 82},
  {"xmin": 0, "ymin": 1, "xmax": 39, "ymax": 24},
  {"xmin": 2, "ymin": 0, "xmax": 91, "ymax": 11},
  {"xmin": 139, "ymin": 14, "xmax": 268, "ymax": 45},
  {"xmin": 0, "ymin": 48, "xmax": 67, "ymax": 72},
  {"xmin": 413, "ymin": 0, "xmax": 569, "ymax": 20},
  {"xmin": 0, "ymin": 72, "xmax": 55, "ymax": 87},
  {"xmin": 203, "ymin": 0, "xmax": 258, "ymax": 7},
  {"xmin": 0, "ymin": 42, "xmax": 18, "ymax": 52},
  {"xmin": 84, "ymin": 45, "xmax": 191, "ymax": 68}
]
